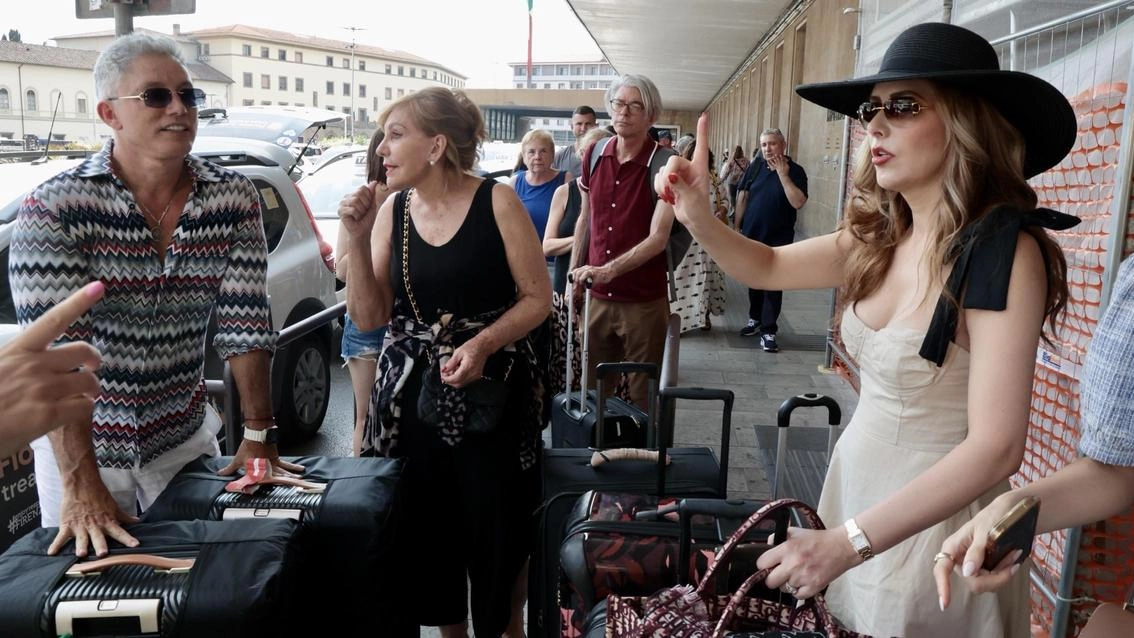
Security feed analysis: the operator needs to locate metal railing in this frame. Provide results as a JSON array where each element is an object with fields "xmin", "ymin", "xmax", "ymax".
[{"xmin": 206, "ymin": 301, "xmax": 346, "ymax": 454}]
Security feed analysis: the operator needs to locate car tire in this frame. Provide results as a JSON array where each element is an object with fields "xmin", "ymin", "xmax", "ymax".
[{"xmin": 276, "ymin": 333, "xmax": 330, "ymax": 442}]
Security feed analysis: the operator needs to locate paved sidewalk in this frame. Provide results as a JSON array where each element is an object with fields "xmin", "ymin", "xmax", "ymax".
[{"xmin": 670, "ymin": 276, "xmax": 859, "ymax": 501}]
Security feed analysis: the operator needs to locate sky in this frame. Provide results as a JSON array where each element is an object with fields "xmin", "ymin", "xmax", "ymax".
[{"xmin": 16, "ymin": 0, "xmax": 604, "ymax": 87}]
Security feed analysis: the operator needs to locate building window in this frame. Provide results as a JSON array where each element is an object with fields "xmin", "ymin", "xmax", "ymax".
[
  {"xmin": 326, "ymin": 81, "xmax": 334, "ymax": 95},
  {"xmin": 359, "ymin": 84, "xmax": 367, "ymax": 98},
  {"xmin": 384, "ymin": 87, "xmax": 392, "ymax": 100},
  {"xmin": 295, "ymin": 51, "xmax": 303, "ymax": 64},
  {"xmin": 312, "ymin": 91, "xmax": 318, "ymax": 107},
  {"xmin": 296, "ymin": 78, "xmax": 304, "ymax": 92},
  {"xmin": 326, "ymin": 56, "xmax": 334, "ymax": 66},
  {"xmin": 385, "ymin": 63, "xmax": 392, "ymax": 74},
  {"xmin": 515, "ymin": 83, "xmax": 523, "ymax": 89},
  {"xmin": 432, "ymin": 71, "xmax": 437, "ymax": 80},
  {"xmin": 410, "ymin": 68, "xmax": 416, "ymax": 78},
  {"xmin": 398, "ymin": 65, "xmax": 404, "ymax": 76},
  {"xmin": 342, "ymin": 107, "xmax": 350, "ymax": 115},
  {"xmin": 543, "ymin": 83, "xmax": 550, "ymax": 89},
  {"xmin": 397, "ymin": 88, "xmax": 404, "ymax": 97},
  {"xmin": 373, "ymin": 97, "xmax": 378, "ymax": 111},
  {"xmin": 358, "ymin": 108, "xmax": 367, "ymax": 124},
  {"xmin": 557, "ymin": 65, "xmax": 567, "ymax": 75},
  {"xmin": 279, "ymin": 76, "xmax": 288, "ymax": 91},
  {"xmin": 242, "ymin": 44, "xmax": 251, "ymax": 56},
  {"xmin": 260, "ymin": 47, "xmax": 269, "ymax": 58},
  {"xmin": 261, "ymin": 74, "xmax": 270, "ymax": 89},
  {"xmin": 359, "ymin": 61, "xmax": 366, "ymax": 71},
  {"xmin": 342, "ymin": 58, "xmax": 349, "ymax": 68},
  {"xmin": 558, "ymin": 82, "xmax": 566, "ymax": 89},
  {"xmin": 532, "ymin": 66, "xmax": 541, "ymax": 76},
  {"xmin": 76, "ymin": 94, "xmax": 87, "ymax": 114},
  {"xmin": 421, "ymin": 68, "xmax": 427, "ymax": 78},
  {"xmin": 588, "ymin": 65, "xmax": 598, "ymax": 75},
  {"xmin": 201, "ymin": 43, "xmax": 210, "ymax": 56},
  {"xmin": 243, "ymin": 99, "xmax": 254, "ymax": 106},
  {"xmin": 243, "ymin": 72, "xmax": 253, "ymax": 88},
  {"xmin": 343, "ymin": 82, "xmax": 351, "ymax": 96},
  {"xmin": 261, "ymin": 100, "xmax": 271, "ymax": 105},
  {"xmin": 514, "ymin": 66, "xmax": 524, "ymax": 76},
  {"xmin": 278, "ymin": 49, "xmax": 286, "ymax": 61},
  {"xmin": 542, "ymin": 118, "xmax": 549, "ymax": 125}
]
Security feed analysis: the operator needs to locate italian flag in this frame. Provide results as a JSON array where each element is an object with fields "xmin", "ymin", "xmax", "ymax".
[{"xmin": 526, "ymin": 0, "xmax": 534, "ymax": 87}]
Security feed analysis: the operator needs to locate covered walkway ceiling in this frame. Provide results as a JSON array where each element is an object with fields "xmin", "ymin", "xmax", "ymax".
[{"xmin": 566, "ymin": 0, "xmax": 797, "ymax": 112}]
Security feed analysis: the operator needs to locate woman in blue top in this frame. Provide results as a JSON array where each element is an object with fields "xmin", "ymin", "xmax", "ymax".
[{"xmin": 510, "ymin": 129, "xmax": 571, "ymax": 244}]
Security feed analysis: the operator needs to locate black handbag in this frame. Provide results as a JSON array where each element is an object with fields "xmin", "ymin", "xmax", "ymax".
[{"xmin": 402, "ymin": 187, "xmax": 512, "ymax": 434}]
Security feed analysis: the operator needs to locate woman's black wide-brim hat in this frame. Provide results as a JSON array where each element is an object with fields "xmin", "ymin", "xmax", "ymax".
[{"xmin": 795, "ymin": 22, "xmax": 1076, "ymax": 178}]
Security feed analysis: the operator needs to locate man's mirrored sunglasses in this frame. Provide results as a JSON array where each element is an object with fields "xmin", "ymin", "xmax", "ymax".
[{"xmin": 108, "ymin": 88, "xmax": 207, "ymax": 109}]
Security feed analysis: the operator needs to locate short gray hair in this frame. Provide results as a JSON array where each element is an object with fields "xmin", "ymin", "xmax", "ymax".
[
  {"xmin": 605, "ymin": 74, "xmax": 662, "ymax": 123},
  {"xmin": 760, "ymin": 127, "xmax": 786, "ymax": 142},
  {"xmin": 94, "ymin": 32, "xmax": 188, "ymax": 100}
]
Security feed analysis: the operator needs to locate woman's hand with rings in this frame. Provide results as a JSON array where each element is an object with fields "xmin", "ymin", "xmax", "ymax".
[
  {"xmin": 441, "ymin": 339, "xmax": 490, "ymax": 389},
  {"xmin": 756, "ymin": 526, "xmax": 860, "ymax": 600},
  {"xmin": 933, "ymin": 494, "xmax": 1024, "ymax": 610}
]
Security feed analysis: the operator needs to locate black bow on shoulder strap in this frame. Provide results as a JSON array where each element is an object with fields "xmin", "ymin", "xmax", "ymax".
[{"xmin": 918, "ymin": 206, "xmax": 1080, "ymax": 366}]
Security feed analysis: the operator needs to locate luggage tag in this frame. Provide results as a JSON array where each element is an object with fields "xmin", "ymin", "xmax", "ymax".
[{"xmin": 224, "ymin": 457, "xmax": 327, "ymax": 495}]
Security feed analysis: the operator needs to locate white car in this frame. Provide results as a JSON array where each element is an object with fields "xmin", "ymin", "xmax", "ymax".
[{"xmin": 0, "ymin": 109, "xmax": 343, "ymax": 442}]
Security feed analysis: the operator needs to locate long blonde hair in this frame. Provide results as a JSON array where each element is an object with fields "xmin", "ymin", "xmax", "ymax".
[{"xmin": 840, "ymin": 82, "xmax": 1069, "ymax": 339}]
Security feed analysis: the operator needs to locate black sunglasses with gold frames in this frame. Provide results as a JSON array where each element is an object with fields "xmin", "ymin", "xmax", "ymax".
[
  {"xmin": 107, "ymin": 87, "xmax": 208, "ymax": 110},
  {"xmin": 856, "ymin": 98, "xmax": 930, "ymax": 124}
]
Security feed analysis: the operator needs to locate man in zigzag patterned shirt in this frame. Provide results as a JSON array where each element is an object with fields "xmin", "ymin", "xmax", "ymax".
[{"xmin": 9, "ymin": 32, "xmax": 302, "ymax": 558}]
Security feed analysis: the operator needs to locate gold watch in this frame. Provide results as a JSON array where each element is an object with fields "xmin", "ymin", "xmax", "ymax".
[{"xmin": 844, "ymin": 518, "xmax": 874, "ymax": 561}]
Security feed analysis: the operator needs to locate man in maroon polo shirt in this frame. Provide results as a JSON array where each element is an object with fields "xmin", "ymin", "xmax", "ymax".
[{"xmin": 569, "ymin": 74, "xmax": 674, "ymax": 409}]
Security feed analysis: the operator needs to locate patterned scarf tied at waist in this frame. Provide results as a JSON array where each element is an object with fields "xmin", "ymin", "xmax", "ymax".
[{"xmin": 361, "ymin": 304, "xmax": 545, "ymax": 470}]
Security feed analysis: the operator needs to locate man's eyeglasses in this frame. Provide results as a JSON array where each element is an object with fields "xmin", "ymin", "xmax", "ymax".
[
  {"xmin": 609, "ymin": 99, "xmax": 646, "ymax": 115},
  {"xmin": 856, "ymin": 98, "xmax": 930, "ymax": 124},
  {"xmin": 108, "ymin": 87, "xmax": 207, "ymax": 110}
]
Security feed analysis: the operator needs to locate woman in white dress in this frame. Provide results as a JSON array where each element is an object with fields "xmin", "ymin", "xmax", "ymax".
[
  {"xmin": 669, "ymin": 141, "xmax": 728, "ymax": 332},
  {"xmin": 656, "ymin": 22, "xmax": 1078, "ymax": 637}
]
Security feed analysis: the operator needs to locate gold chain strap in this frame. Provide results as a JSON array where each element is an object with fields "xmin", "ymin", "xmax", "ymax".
[{"xmin": 401, "ymin": 188, "xmax": 424, "ymax": 324}]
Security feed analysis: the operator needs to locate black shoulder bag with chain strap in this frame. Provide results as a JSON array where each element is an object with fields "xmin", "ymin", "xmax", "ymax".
[{"xmin": 402, "ymin": 188, "xmax": 513, "ymax": 433}]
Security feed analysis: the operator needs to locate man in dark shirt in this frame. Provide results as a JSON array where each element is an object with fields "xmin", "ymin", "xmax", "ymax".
[
  {"xmin": 553, "ymin": 105, "xmax": 597, "ymax": 178},
  {"xmin": 734, "ymin": 127, "xmax": 808, "ymax": 352},
  {"xmin": 569, "ymin": 74, "xmax": 674, "ymax": 409}
]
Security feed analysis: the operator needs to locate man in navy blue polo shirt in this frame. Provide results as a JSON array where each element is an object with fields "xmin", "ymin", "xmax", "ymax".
[{"xmin": 734, "ymin": 128, "xmax": 808, "ymax": 352}]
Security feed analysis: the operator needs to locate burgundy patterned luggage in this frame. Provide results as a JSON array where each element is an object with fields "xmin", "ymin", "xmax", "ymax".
[
  {"xmin": 531, "ymin": 384, "xmax": 733, "ymax": 638},
  {"xmin": 558, "ymin": 495, "xmax": 789, "ymax": 637},
  {"xmin": 0, "ymin": 519, "xmax": 300, "ymax": 638}
]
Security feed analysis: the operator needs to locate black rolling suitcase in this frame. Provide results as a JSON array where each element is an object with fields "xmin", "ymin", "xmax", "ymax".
[
  {"xmin": 142, "ymin": 455, "xmax": 407, "ymax": 634},
  {"xmin": 530, "ymin": 386, "xmax": 734, "ymax": 638},
  {"xmin": 550, "ymin": 277, "xmax": 652, "ymax": 449},
  {"xmin": 0, "ymin": 519, "xmax": 300, "ymax": 638}
]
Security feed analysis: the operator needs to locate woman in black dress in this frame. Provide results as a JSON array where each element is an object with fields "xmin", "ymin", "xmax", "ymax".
[{"xmin": 339, "ymin": 86, "xmax": 551, "ymax": 638}]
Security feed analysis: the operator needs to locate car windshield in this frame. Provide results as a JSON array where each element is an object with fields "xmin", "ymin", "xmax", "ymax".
[{"xmin": 299, "ymin": 151, "xmax": 368, "ymax": 219}]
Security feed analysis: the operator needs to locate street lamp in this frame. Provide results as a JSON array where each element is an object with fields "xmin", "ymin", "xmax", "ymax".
[{"xmin": 342, "ymin": 26, "xmax": 367, "ymax": 141}]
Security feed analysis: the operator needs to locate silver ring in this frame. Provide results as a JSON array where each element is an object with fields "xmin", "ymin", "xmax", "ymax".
[
  {"xmin": 933, "ymin": 552, "xmax": 953, "ymax": 565},
  {"xmin": 782, "ymin": 583, "xmax": 798, "ymax": 596}
]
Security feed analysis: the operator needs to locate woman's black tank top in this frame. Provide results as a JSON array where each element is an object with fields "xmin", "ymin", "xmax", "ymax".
[{"xmin": 392, "ymin": 179, "xmax": 516, "ymax": 324}]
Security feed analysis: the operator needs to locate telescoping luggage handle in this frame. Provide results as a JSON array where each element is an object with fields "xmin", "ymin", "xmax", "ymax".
[
  {"xmin": 773, "ymin": 393, "xmax": 841, "ymax": 499},
  {"xmin": 595, "ymin": 361, "xmax": 658, "ymax": 448},
  {"xmin": 564, "ymin": 273, "xmax": 593, "ymax": 418},
  {"xmin": 657, "ymin": 386, "xmax": 733, "ymax": 499}
]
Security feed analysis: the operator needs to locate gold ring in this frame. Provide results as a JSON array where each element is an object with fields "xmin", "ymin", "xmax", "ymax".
[{"xmin": 933, "ymin": 552, "xmax": 953, "ymax": 565}]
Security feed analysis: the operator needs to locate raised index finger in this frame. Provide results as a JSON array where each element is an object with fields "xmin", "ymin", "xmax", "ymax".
[
  {"xmin": 15, "ymin": 281, "xmax": 105, "ymax": 351},
  {"xmin": 693, "ymin": 113, "xmax": 711, "ymax": 167}
]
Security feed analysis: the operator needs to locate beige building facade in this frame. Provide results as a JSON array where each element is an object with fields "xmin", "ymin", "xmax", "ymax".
[{"xmin": 0, "ymin": 24, "xmax": 464, "ymax": 145}]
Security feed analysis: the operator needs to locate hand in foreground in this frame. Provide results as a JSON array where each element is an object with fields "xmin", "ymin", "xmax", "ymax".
[
  {"xmin": 218, "ymin": 439, "xmax": 305, "ymax": 477},
  {"xmin": 0, "ymin": 281, "xmax": 105, "ymax": 457},
  {"xmin": 654, "ymin": 112, "xmax": 713, "ymax": 228},
  {"xmin": 337, "ymin": 180, "xmax": 388, "ymax": 238},
  {"xmin": 756, "ymin": 526, "xmax": 862, "ymax": 600},
  {"xmin": 49, "ymin": 471, "xmax": 140, "ymax": 557},
  {"xmin": 934, "ymin": 496, "xmax": 1024, "ymax": 610},
  {"xmin": 440, "ymin": 341, "xmax": 491, "ymax": 389},
  {"xmin": 766, "ymin": 153, "xmax": 789, "ymax": 176}
]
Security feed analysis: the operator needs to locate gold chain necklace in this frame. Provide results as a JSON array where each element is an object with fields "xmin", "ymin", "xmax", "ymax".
[{"xmin": 133, "ymin": 170, "xmax": 186, "ymax": 229}]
